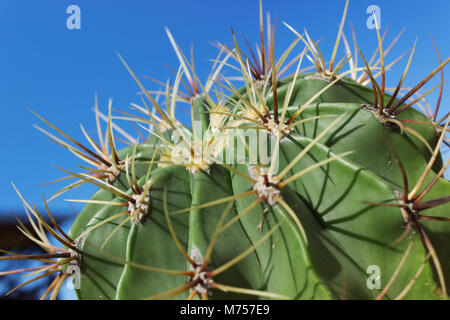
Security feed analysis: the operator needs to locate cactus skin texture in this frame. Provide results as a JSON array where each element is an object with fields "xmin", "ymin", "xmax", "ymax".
[{"xmin": 2, "ymin": 0, "xmax": 450, "ymax": 300}]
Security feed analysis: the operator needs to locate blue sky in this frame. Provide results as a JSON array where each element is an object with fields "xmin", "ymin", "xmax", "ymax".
[{"xmin": 0, "ymin": 0, "xmax": 449, "ymax": 219}]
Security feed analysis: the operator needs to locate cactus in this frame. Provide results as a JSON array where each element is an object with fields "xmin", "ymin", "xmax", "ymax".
[{"xmin": 2, "ymin": 0, "xmax": 450, "ymax": 300}]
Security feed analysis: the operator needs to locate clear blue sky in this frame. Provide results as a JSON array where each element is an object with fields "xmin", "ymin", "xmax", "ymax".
[{"xmin": 0, "ymin": 0, "xmax": 449, "ymax": 220}]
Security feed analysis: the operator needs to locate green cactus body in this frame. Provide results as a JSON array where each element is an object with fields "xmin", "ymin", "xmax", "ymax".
[{"xmin": 67, "ymin": 70, "xmax": 449, "ymax": 299}]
